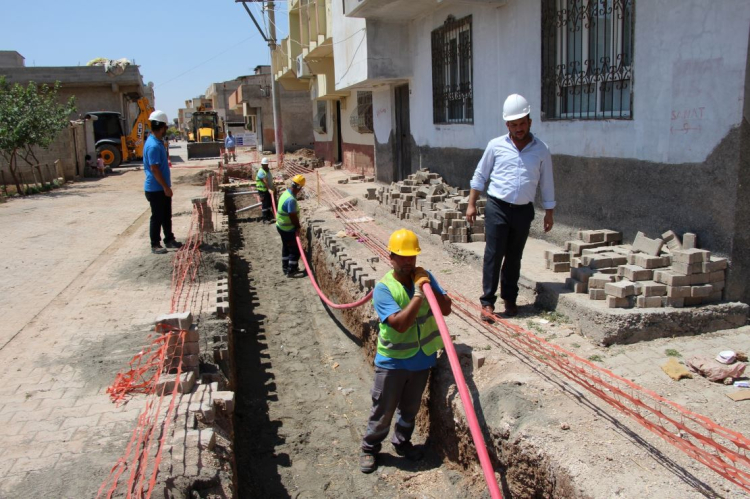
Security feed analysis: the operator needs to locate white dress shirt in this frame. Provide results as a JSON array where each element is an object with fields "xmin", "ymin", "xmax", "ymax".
[{"xmin": 470, "ymin": 133, "xmax": 556, "ymax": 209}]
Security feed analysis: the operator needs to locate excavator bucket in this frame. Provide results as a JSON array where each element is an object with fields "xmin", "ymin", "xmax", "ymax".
[{"xmin": 187, "ymin": 141, "xmax": 222, "ymax": 160}]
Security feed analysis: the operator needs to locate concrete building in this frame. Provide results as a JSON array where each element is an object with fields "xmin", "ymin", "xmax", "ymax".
[
  {"xmin": 229, "ymin": 65, "xmax": 314, "ymax": 152},
  {"xmin": 206, "ymin": 80, "xmax": 245, "ymax": 126},
  {"xmin": 333, "ymin": 0, "xmax": 750, "ymax": 304},
  {"xmin": 0, "ymin": 54, "xmax": 152, "ymax": 180},
  {"xmin": 0, "ymin": 50, "xmax": 25, "ymax": 68},
  {"xmin": 1, "ymin": 63, "xmax": 149, "ymax": 128},
  {"xmin": 272, "ymin": 0, "xmax": 374, "ymax": 173}
]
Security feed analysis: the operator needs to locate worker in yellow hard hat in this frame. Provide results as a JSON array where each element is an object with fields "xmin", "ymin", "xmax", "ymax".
[
  {"xmin": 276, "ymin": 174, "xmax": 306, "ymax": 277},
  {"xmin": 359, "ymin": 229, "xmax": 451, "ymax": 474}
]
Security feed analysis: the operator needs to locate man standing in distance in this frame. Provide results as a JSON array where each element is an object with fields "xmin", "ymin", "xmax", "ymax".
[
  {"xmin": 224, "ymin": 131, "xmax": 236, "ymax": 162},
  {"xmin": 466, "ymin": 94, "xmax": 555, "ymax": 319},
  {"xmin": 144, "ymin": 110, "xmax": 182, "ymax": 254}
]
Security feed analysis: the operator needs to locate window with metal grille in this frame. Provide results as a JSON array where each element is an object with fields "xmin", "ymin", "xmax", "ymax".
[
  {"xmin": 313, "ymin": 100, "xmax": 327, "ymax": 134},
  {"xmin": 541, "ymin": 0, "xmax": 634, "ymax": 120},
  {"xmin": 431, "ymin": 15, "xmax": 473, "ymax": 124},
  {"xmin": 350, "ymin": 91, "xmax": 374, "ymax": 133}
]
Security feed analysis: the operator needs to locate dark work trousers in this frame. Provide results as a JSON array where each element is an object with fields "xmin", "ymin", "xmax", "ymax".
[
  {"xmin": 261, "ymin": 190, "xmax": 272, "ymax": 221},
  {"xmin": 145, "ymin": 190, "xmax": 175, "ymax": 247},
  {"xmin": 276, "ymin": 226, "xmax": 300, "ymax": 274},
  {"xmin": 361, "ymin": 367, "xmax": 430, "ymax": 455},
  {"xmin": 480, "ymin": 196, "xmax": 535, "ymax": 308}
]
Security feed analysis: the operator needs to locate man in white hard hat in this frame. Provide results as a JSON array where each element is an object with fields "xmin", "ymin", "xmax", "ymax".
[
  {"xmin": 144, "ymin": 110, "xmax": 182, "ymax": 254},
  {"xmin": 466, "ymin": 94, "xmax": 555, "ymax": 319},
  {"xmin": 255, "ymin": 157, "xmax": 274, "ymax": 223}
]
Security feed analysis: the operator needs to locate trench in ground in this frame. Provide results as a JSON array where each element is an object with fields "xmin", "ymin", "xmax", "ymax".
[{"xmin": 224, "ymin": 194, "xmax": 580, "ymax": 498}]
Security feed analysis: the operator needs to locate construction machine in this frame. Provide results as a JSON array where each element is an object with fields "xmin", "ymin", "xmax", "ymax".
[
  {"xmin": 187, "ymin": 110, "xmax": 224, "ymax": 159},
  {"xmin": 87, "ymin": 97, "xmax": 154, "ymax": 168}
]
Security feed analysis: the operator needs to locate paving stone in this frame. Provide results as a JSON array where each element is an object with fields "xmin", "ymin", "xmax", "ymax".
[
  {"xmin": 606, "ymin": 296, "xmax": 632, "ymax": 308},
  {"xmin": 672, "ymin": 262, "xmax": 703, "ymax": 275},
  {"xmin": 589, "ymin": 273, "xmax": 616, "ymax": 289},
  {"xmin": 671, "ymin": 248, "xmax": 710, "ymax": 264},
  {"xmin": 682, "ymin": 232, "xmax": 697, "ymax": 249},
  {"xmin": 618, "ymin": 265, "xmax": 653, "ymax": 281},
  {"xmin": 691, "ymin": 284, "xmax": 713, "ymax": 298},
  {"xmin": 604, "ymin": 281, "xmax": 636, "ymax": 298},
  {"xmin": 589, "ymin": 288, "xmax": 606, "ymax": 300},
  {"xmin": 666, "ymin": 286, "xmax": 692, "ymax": 298},
  {"xmin": 631, "ymin": 232, "xmax": 664, "ymax": 256},
  {"xmin": 637, "ymin": 296, "xmax": 663, "ymax": 308}
]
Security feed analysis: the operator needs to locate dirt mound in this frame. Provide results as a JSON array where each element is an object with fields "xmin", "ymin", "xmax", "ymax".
[
  {"xmin": 293, "ymin": 148, "xmax": 316, "ymax": 158},
  {"xmin": 175, "ymin": 169, "xmax": 215, "ymax": 186}
]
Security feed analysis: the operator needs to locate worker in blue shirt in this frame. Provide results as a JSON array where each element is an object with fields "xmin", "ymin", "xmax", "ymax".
[
  {"xmin": 224, "ymin": 131, "xmax": 236, "ymax": 162},
  {"xmin": 143, "ymin": 110, "xmax": 182, "ymax": 254},
  {"xmin": 360, "ymin": 229, "xmax": 451, "ymax": 474}
]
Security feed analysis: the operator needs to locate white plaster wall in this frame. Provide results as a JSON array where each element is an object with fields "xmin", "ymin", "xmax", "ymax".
[
  {"xmin": 372, "ymin": 87, "xmax": 393, "ymax": 144},
  {"xmin": 333, "ymin": 0, "xmax": 369, "ymax": 90},
  {"xmin": 407, "ymin": 0, "xmax": 750, "ymax": 164}
]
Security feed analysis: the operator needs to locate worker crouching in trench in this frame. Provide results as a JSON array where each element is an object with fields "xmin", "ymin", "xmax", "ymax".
[{"xmin": 360, "ymin": 229, "xmax": 452, "ymax": 474}]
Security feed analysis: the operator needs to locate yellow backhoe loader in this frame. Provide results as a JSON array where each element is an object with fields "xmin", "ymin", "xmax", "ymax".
[
  {"xmin": 187, "ymin": 110, "xmax": 224, "ymax": 159},
  {"xmin": 87, "ymin": 97, "xmax": 154, "ymax": 168}
]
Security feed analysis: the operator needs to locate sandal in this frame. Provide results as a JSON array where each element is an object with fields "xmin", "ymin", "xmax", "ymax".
[{"xmin": 359, "ymin": 452, "xmax": 377, "ymax": 474}]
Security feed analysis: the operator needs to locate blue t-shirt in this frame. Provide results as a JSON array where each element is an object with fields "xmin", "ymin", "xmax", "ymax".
[
  {"xmin": 143, "ymin": 135, "xmax": 170, "ymax": 192},
  {"xmin": 373, "ymin": 270, "xmax": 446, "ymax": 371},
  {"xmin": 225, "ymin": 136, "xmax": 236, "ymax": 148}
]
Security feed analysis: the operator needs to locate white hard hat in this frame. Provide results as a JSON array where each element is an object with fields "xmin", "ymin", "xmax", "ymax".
[
  {"xmin": 148, "ymin": 110, "xmax": 169, "ymax": 124},
  {"xmin": 261, "ymin": 157, "xmax": 270, "ymax": 165},
  {"xmin": 502, "ymin": 94, "xmax": 531, "ymax": 121}
]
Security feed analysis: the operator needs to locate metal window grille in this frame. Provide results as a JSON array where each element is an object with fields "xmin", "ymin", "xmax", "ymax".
[
  {"xmin": 350, "ymin": 91, "xmax": 374, "ymax": 133},
  {"xmin": 541, "ymin": 0, "xmax": 634, "ymax": 120},
  {"xmin": 313, "ymin": 100, "xmax": 327, "ymax": 134},
  {"xmin": 431, "ymin": 15, "xmax": 473, "ymax": 124}
]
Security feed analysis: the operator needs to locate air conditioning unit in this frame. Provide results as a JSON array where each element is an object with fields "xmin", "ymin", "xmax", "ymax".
[{"xmin": 296, "ymin": 54, "xmax": 313, "ymax": 79}]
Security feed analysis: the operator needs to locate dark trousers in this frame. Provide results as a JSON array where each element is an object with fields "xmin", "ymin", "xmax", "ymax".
[
  {"xmin": 261, "ymin": 190, "xmax": 272, "ymax": 221},
  {"xmin": 480, "ymin": 196, "xmax": 535, "ymax": 307},
  {"xmin": 276, "ymin": 227, "xmax": 300, "ymax": 274},
  {"xmin": 145, "ymin": 190, "xmax": 175, "ymax": 247},
  {"xmin": 361, "ymin": 367, "xmax": 430, "ymax": 454}
]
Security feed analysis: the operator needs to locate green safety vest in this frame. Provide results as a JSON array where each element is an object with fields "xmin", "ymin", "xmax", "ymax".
[
  {"xmin": 276, "ymin": 189, "xmax": 297, "ymax": 232},
  {"xmin": 256, "ymin": 168, "xmax": 268, "ymax": 192},
  {"xmin": 376, "ymin": 270, "xmax": 443, "ymax": 359}
]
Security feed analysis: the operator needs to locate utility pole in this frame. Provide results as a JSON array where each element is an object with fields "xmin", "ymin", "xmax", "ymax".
[
  {"xmin": 266, "ymin": 1, "xmax": 284, "ymax": 165},
  {"xmin": 238, "ymin": 1, "xmax": 284, "ymax": 164}
]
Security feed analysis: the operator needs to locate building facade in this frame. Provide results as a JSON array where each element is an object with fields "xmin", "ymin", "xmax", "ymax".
[{"xmin": 335, "ymin": 0, "xmax": 750, "ymax": 304}]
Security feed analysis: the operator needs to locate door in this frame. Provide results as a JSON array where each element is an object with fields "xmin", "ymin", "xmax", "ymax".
[
  {"xmin": 335, "ymin": 100, "xmax": 343, "ymax": 163},
  {"xmin": 395, "ymin": 84, "xmax": 411, "ymax": 181}
]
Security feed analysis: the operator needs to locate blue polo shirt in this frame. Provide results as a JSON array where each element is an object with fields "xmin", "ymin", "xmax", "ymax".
[
  {"xmin": 144, "ymin": 135, "xmax": 170, "ymax": 192},
  {"xmin": 373, "ymin": 270, "xmax": 446, "ymax": 371},
  {"xmin": 225, "ymin": 135, "xmax": 236, "ymax": 148}
]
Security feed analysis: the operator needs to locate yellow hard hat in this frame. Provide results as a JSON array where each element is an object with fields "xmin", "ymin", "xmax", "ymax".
[
  {"xmin": 291, "ymin": 174, "xmax": 306, "ymax": 187},
  {"xmin": 388, "ymin": 229, "xmax": 421, "ymax": 256}
]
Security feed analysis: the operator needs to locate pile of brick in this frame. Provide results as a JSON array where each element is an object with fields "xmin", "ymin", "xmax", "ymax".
[
  {"xmin": 559, "ymin": 230, "xmax": 727, "ymax": 309},
  {"xmin": 374, "ymin": 169, "xmax": 485, "ymax": 243},
  {"xmin": 156, "ymin": 312, "xmax": 201, "ymax": 374}
]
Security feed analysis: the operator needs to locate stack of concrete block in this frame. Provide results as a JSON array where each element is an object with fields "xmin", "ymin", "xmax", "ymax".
[
  {"xmin": 653, "ymin": 248, "xmax": 726, "ymax": 307},
  {"xmin": 562, "ymin": 229, "xmax": 728, "ymax": 309},
  {"xmin": 376, "ymin": 169, "xmax": 486, "ymax": 244},
  {"xmin": 156, "ymin": 312, "xmax": 201, "ymax": 374},
  {"xmin": 192, "ymin": 196, "xmax": 214, "ymax": 232},
  {"xmin": 544, "ymin": 250, "xmax": 571, "ymax": 272}
]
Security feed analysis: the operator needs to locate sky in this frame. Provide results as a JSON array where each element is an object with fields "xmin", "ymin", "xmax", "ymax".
[{"xmin": 0, "ymin": 0, "xmax": 289, "ymax": 123}]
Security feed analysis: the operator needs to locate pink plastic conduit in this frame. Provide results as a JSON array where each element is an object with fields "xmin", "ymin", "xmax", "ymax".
[
  {"xmin": 270, "ymin": 191, "xmax": 375, "ymax": 309},
  {"xmin": 423, "ymin": 284, "xmax": 503, "ymax": 499}
]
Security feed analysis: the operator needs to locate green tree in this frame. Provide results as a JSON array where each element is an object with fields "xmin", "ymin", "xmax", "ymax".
[{"xmin": 0, "ymin": 76, "xmax": 76, "ymax": 195}]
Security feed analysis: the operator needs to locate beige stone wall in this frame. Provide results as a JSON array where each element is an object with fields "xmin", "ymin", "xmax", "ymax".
[{"xmin": 0, "ymin": 122, "xmax": 87, "ymax": 185}]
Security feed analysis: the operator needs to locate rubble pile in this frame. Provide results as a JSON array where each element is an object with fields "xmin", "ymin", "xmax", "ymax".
[
  {"xmin": 374, "ymin": 169, "xmax": 486, "ymax": 243},
  {"xmin": 555, "ymin": 229, "xmax": 727, "ymax": 309}
]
